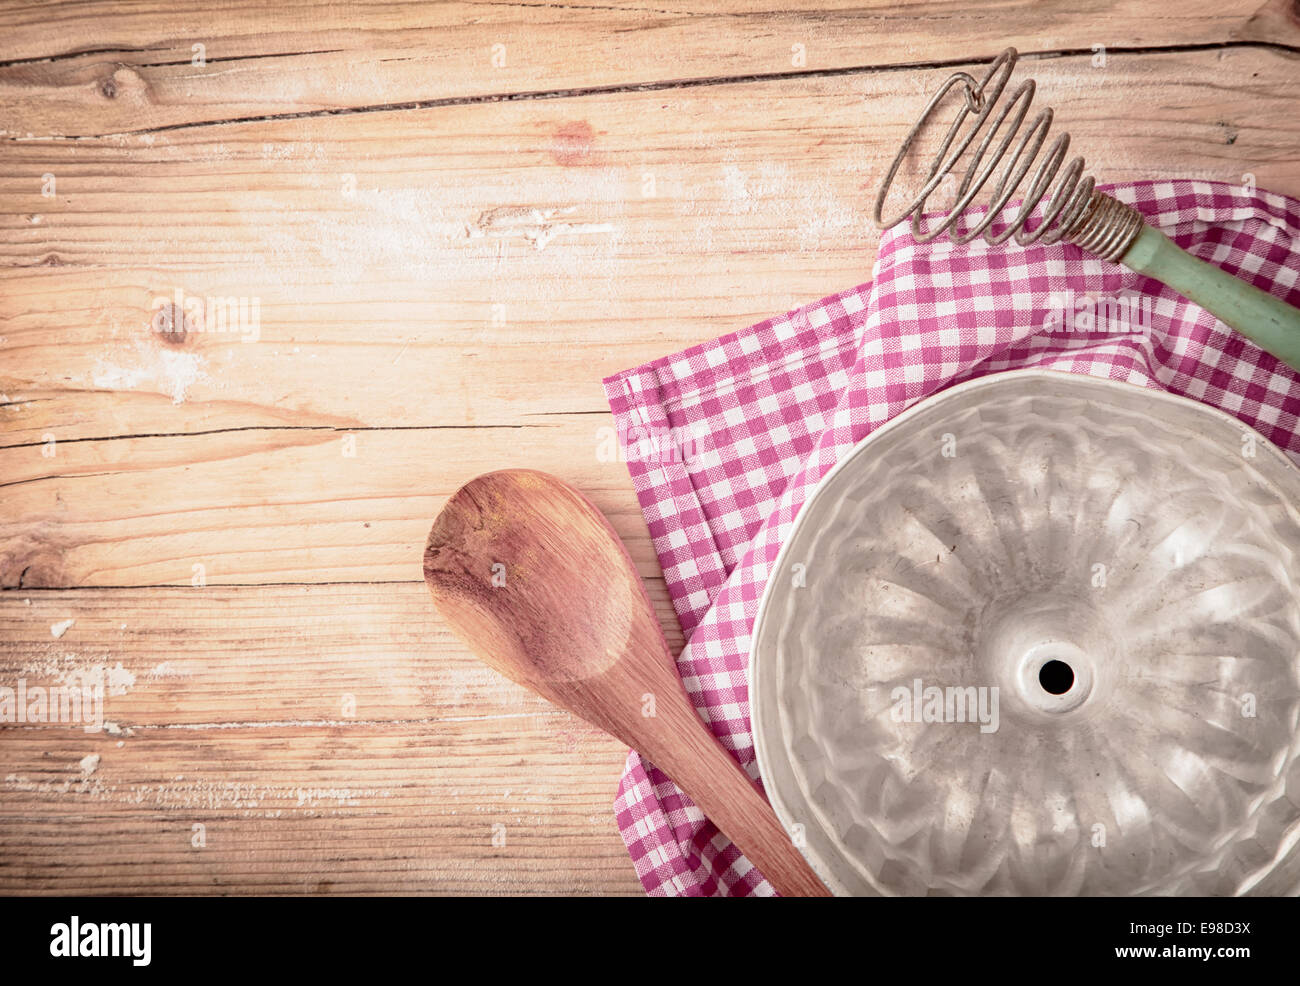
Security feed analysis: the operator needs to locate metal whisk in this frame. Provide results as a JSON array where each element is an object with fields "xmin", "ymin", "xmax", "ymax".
[{"xmin": 874, "ymin": 47, "xmax": 1300, "ymax": 369}]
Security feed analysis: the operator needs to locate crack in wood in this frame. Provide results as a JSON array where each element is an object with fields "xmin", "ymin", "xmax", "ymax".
[
  {"xmin": 0, "ymin": 573, "xmax": 663, "ymax": 591},
  {"xmin": 466, "ymin": 0, "xmax": 703, "ymax": 16},
  {"xmin": 1, "ymin": 579, "xmax": 424, "ymax": 591},
  {"xmin": 0, "ymin": 418, "xmax": 559, "ymax": 452},
  {"xmin": 3, "ymin": 40, "xmax": 1296, "ymax": 142},
  {"xmin": 131, "ymin": 47, "xmax": 347, "ymax": 68},
  {"xmin": 0, "ymin": 469, "xmax": 116, "ymax": 490},
  {"xmin": 0, "ymin": 44, "xmax": 163, "ymax": 68}
]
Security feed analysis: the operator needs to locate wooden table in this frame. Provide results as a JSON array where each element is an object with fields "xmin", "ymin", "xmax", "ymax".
[{"xmin": 1, "ymin": 2, "xmax": 1298, "ymax": 895}]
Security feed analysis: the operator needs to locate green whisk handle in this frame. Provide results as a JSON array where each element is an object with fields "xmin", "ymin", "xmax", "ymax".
[{"xmin": 1118, "ymin": 223, "xmax": 1300, "ymax": 372}]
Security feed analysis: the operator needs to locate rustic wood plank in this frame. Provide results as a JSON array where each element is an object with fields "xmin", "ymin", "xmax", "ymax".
[
  {"xmin": 4, "ymin": 7, "xmax": 1300, "ymax": 898},
  {"xmin": 0, "ymin": 723, "xmax": 642, "ymax": 895},
  {"xmin": 2, "ymin": 48, "xmax": 1297, "ymax": 451},
  {"xmin": 0, "ymin": 581, "xmax": 687, "ymax": 726},
  {"xmin": 0, "ymin": 582, "xmax": 681, "ymax": 894},
  {"xmin": 0, "ymin": 416, "xmax": 671, "ymax": 588},
  {"xmin": 1, "ymin": 1, "xmax": 1296, "ymax": 138}
]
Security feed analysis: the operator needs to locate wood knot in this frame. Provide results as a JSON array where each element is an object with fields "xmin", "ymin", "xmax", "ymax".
[
  {"xmin": 102, "ymin": 66, "xmax": 145, "ymax": 102},
  {"xmin": 6, "ymin": 547, "xmax": 69, "ymax": 590},
  {"xmin": 151, "ymin": 302, "xmax": 195, "ymax": 345}
]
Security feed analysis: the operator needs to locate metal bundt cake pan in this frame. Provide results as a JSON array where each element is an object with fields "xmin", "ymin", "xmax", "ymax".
[{"xmin": 750, "ymin": 370, "xmax": 1300, "ymax": 895}]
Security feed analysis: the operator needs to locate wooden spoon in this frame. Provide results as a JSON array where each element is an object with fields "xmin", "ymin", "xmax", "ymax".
[{"xmin": 423, "ymin": 468, "xmax": 830, "ymax": 896}]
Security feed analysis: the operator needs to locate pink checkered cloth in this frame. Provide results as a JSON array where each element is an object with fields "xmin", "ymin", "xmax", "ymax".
[{"xmin": 602, "ymin": 180, "xmax": 1300, "ymax": 896}]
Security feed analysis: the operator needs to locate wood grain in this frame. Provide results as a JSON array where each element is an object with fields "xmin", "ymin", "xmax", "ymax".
[
  {"xmin": 2, "ymin": 1, "xmax": 1299, "ymax": 894},
  {"xmin": 3, "ymin": 48, "xmax": 1298, "ymax": 451},
  {"xmin": 0, "ymin": 415, "xmax": 661, "ymax": 587},
  {"xmin": 0, "ymin": 582, "xmax": 684, "ymax": 894},
  {"xmin": 1, "ymin": 1, "xmax": 1296, "ymax": 138}
]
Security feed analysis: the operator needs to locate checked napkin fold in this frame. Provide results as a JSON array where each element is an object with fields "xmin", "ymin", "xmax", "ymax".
[{"xmin": 601, "ymin": 180, "xmax": 1300, "ymax": 896}]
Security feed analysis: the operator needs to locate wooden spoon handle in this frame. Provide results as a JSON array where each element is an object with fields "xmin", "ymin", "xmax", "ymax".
[
  {"xmin": 644, "ymin": 694, "xmax": 831, "ymax": 897},
  {"xmin": 545, "ymin": 629, "xmax": 832, "ymax": 896}
]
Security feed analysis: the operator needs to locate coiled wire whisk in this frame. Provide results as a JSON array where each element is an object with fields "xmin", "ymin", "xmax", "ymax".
[{"xmin": 873, "ymin": 48, "xmax": 1144, "ymax": 262}]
